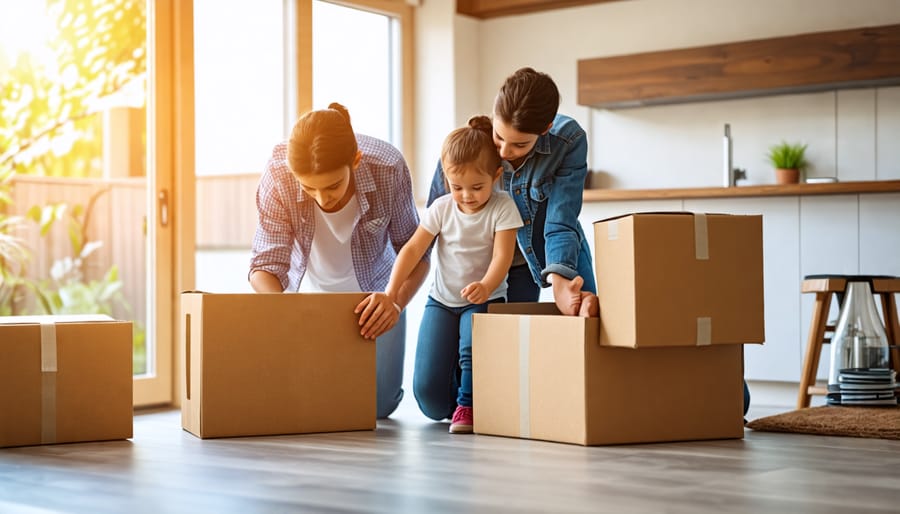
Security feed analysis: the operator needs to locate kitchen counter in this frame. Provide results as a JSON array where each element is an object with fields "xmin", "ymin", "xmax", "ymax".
[{"xmin": 582, "ymin": 179, "xmax": 900, "ymax": 202}]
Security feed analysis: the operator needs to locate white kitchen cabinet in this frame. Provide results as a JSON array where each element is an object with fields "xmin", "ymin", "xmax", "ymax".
[
  {"xmin": 799, "ymin": 195, "xmax": 860, "ymax": 379},
  {"xmin": 876, "ymin": 87, "xmax": 900, "ymax": 180},
  {"xmin": 836, "ymin": 89, "xmax": 876, "ymax": 182},
  {"xmin": 860, "ymin": 193, "xmax": 900, "ymax": 276}
]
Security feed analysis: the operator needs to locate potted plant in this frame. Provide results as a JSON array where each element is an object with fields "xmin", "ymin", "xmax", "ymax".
[{"xmin": 766, "ymin": 141, "xmax": 808, "ymax": 184}]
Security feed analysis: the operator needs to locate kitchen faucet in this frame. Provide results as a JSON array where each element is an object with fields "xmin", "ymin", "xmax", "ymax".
[{"xmin": 723, "ymin": 124, "xmax": 747, "ymax": 187}]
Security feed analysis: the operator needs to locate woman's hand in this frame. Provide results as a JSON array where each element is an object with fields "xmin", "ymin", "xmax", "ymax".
[
  {"xmin": 550, "ymin": 274, "xmax": 598, "ymax": 317},
  {"xmin": 355, "ymin": 292, "xmax": 401, "ymax": 340},
  {"xmin": 461, "ymin": 281, "xmax": 489, "ymax": 305}
]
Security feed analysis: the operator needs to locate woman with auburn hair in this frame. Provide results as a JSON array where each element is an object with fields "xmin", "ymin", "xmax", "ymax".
[{"xmin": 250, "ymin": 102, "xmax": 429, "ymax": 419}]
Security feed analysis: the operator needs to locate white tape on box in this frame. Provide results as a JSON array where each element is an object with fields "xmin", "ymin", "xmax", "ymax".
[
  {"xmin": 518, "ymin": 316, "xmax": 531, "ymax": 439},
  {"xmin": 40, "ymin": 322, "xmax": 58, "ymax": 443},
  {"xmin": 694, "ymin": 213, "xmax": 709, "ymax": 260}
]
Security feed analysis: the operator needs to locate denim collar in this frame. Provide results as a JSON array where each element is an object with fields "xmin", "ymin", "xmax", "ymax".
[{"xmin": 505, "ymin": 131, "xmax": 552, "ymax": 173}]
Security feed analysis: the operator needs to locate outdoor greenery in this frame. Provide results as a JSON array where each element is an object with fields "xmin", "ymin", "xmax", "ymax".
[
  {"xmin": 0, "ymin": 168, "xmax": 29, "ymax": 315},
  {"xmin": 1, "ymin": 0, "xmax": 146, "ymax": 178},
  {"xmin": 766, "ymin": 141, "xmax": 809, "ymax": 171},
  {"xmin": 0, "ymin": 0, "xmax": 147, "ymax": 372}
]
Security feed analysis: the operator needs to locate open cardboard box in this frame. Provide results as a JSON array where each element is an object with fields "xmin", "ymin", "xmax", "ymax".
[
  {"xmin": 472, "ymin": 212, "xmax": 764, "ymax": 445},
  {"xmin": 0, "ymin": 315, "xmax": 133, "ymax": 448},
  {"xmin": 180, "ymin": 292, "xmax": 376, "ymax": 439},
  {"xmin": 473, "ymin": 303, "xmax": 748, "ymax": 445}
]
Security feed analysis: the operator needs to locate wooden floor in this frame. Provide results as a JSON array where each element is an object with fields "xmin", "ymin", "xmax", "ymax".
[{"xmin": 1, "ymin": 401, "xmax": 899, "ymax": 514}]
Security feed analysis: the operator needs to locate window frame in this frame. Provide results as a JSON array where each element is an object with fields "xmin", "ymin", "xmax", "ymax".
[{"xmin": 292, "ymin": 0, "xmax": 416, "ymax": 172}]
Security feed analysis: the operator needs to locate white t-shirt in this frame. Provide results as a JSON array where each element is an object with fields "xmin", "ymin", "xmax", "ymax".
[
  {"xmin": 300, "ymin": 194, "xmax": 362, "ymax": 292},
  {"xmin": 421, "ymin": 191, "xmax": 523, "ymax": 307}
]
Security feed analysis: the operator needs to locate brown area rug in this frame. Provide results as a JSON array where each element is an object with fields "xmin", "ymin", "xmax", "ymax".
[{"xmin": 747, "ymin": 405, "xmax": 900, "ymax": 440}]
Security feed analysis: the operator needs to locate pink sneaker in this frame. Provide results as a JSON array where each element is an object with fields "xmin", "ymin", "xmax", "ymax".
[{"xmin": 449, "ymin": 405, "xmax": 473, "ymax": 434}]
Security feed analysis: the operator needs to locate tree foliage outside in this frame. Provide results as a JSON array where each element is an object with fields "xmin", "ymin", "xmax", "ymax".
[
  {"xmin": 1, "ymin": 0, "xmax": 146, "ymax": 178},
  {"xmin": 0, "ymin": 0, "xmax": 147, "ymax": 372}
]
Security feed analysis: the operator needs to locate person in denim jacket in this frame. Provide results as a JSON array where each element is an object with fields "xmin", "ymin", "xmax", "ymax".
[{"xmin": 427, "ymin": 68, "xmax": 597, "ymax": 316}]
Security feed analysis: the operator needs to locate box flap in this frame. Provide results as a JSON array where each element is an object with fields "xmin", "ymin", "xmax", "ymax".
[{"xmin": 593, "ymin": 211, "xmax": 753, "ymax": 224}]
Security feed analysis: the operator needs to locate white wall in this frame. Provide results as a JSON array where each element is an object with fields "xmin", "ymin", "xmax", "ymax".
[{"xmin": 426, "ymin": 0, "xmax": 900, "ymax": 191}]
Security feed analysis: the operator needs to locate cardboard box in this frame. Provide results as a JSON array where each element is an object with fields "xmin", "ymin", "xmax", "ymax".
[
  {"xmin": 473, "ymin": 304, "xmax": 745, "ymax": 446},
  {"xmin": 593, "ymin": 212, "xmax": 764, "ymax": 348},
  {"xmin": 0, "ymin": 315, "xmax": 133, "ymax": 448},
  {"xmin": 180, "ymin": 292, "xmax": 376, "ymax": 439}
]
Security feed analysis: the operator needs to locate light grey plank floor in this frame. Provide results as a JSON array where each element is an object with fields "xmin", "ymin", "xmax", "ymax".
[{"xmin": 1, "ymin": 400, "xmax": 899, "ymax": 514}]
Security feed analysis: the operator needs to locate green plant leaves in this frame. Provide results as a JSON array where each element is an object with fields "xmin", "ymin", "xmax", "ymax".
[{"xmin": 766, "ymin": 141, "xmax": 809, "ymax": 170}]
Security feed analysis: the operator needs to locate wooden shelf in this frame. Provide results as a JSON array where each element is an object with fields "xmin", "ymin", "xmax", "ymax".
[
  {"xmin": 456, "ymin": 0, "xmax": 617, "ymax": 19},
  {"xmin": 578, "ymin": 24, "xmax": 900, "ymax": 108},
  {"xmin": 582, "ymin": 180, "xmax": 900, "ymax": 202}
]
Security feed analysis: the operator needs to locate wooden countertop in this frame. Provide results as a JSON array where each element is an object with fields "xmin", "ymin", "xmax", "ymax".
[{"xmin": 583, "ymin": 180, "xmax": 900, "ymax": 202}]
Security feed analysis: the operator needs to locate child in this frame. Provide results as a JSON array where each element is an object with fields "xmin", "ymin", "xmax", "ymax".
[{"xmin": 383, "ymin": 115, "xmax": 523, "ymax": 433}]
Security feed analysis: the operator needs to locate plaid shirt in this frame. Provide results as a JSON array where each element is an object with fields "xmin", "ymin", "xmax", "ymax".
[{"xmin": 250, "ymin": 134, "xmax": 425, "ymax": 292}]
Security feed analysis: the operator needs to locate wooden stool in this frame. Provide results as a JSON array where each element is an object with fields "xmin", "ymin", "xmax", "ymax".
[{"xmin": 797, "ymin": 275, "xmax": 900, "ymax": 409}]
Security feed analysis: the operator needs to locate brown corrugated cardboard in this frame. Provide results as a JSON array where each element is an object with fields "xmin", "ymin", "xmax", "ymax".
[
  {"xmin": 180, "ymin": 292, "xmax": 376, "ymax": 439},
  {"xmin": 594, "ymin": 212, "xmax": 765, "ymax": 348},
  {"xmin": 0, "ymin": 315, "xmax": 133, "ymax": 448},
  {"xmin": 472, "ymin": 304, "xmax": 745, "ymax": 446}
]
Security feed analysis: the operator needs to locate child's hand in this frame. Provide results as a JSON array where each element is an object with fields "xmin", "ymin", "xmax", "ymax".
[
  {"xmin": 461, "ymin": 282, "xmax": 489, "ymax": 304},
  {"xmin": 355, "ymin": 292, "xmax": 401, "ymax": 340}
]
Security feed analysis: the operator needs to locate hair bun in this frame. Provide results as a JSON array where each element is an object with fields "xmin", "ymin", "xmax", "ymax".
[
  {"xmin": 327, "ymin": 102, "xmax": 352, "ymax": 123},
  {"xmin": 467, "ymin": 115, "xmax": 492, "ymax": 135}
]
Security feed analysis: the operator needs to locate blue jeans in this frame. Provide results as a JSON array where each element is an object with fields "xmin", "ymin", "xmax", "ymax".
[
  {"xmin": 413, "ymin": 296, "xmax": 502, "ymax": 420},
  {"xmin": 375, "ymin": 310, "xmax": 405, "ymax": 419}
]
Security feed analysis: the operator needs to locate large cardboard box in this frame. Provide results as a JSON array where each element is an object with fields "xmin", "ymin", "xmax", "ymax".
[
  {"xmin": 0, "ymin": 315, "xmax": 133, "ymax": 448},
  {"xmin": 180, "ymin": 292, "xmax": 376, "ymax": 439},
  {"xmin": 593, "ymin": 212, "xmax": 764, "ymax": 348},
  {"xmin": 473, "ymin": 304, "xmax": 745, "ymax": 446}
]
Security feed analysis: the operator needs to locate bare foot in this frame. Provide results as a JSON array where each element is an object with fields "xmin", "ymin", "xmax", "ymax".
[
  {"xmin": 552, "ymin": 275, "xmax": 585, "ymax": 316},
  {"xmin": 578, "ymin": 292, "xmax": 599, "ymax": 318}
]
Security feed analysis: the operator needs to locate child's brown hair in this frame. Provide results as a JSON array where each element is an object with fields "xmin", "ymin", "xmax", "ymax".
[
  {"xmin": 441, "ymin": 115, "xmax": 501, "ymax": 178},
  {"xmin": 287, "ymin": 102, "xmax": 357, "ymax": 177}
]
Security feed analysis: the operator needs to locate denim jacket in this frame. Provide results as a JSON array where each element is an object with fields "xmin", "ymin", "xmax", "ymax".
[{"xmin": 428, "ymin": 114, "xmax": 593, "ymax": 289}]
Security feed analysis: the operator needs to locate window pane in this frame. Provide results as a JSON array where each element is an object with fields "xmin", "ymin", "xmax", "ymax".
[
  {"xmin": 313, "ymin": 1, "xmax": 394, "ymax": 145},
  {"xmin": 194, "ymin": 0, "xmax": 285, "ymax": 176},
  {"xmin": 193, "ymin": 0, "xmax": 285, "ymax": 293},
  {"xmin": 0, "ymin": 0, "xmax": 150, "ymax": 376}
]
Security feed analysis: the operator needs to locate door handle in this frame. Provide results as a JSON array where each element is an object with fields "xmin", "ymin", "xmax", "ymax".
[{"xmin": 158, "ymin": 189, "xmax": 169, "ymax": 227}]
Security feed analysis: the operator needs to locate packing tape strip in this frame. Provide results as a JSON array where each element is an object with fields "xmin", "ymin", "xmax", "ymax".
[
  {"xmin": 40, "ymin": 322, "xmax": 58, "ymax": 443},
  {"xmin": 697, "ymin": 317, "xmax": 712, "ymax": 346},
  {"xmin": 607, "ymin": 220, "xmax": 618, "ymax": 240},
  {"xmin": 694, "ymin": 213, "xmax": 709, "ymax": 260},
  {"xmin": 518, "ymin": 316, "xmax": 531, "ymax": 439}
]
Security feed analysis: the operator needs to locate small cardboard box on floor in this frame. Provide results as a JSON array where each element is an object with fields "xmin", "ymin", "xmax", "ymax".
[
  {"xmin": 472, "ymin": 212, "xmax": 764, "ymax": 446},
  {"xmin": 180, "ymin": 292, "xmax": 376, "ymax": 439},
  {"xmin": 0, "ymin": 315, "xmax": 133, "ymax": 448}
]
